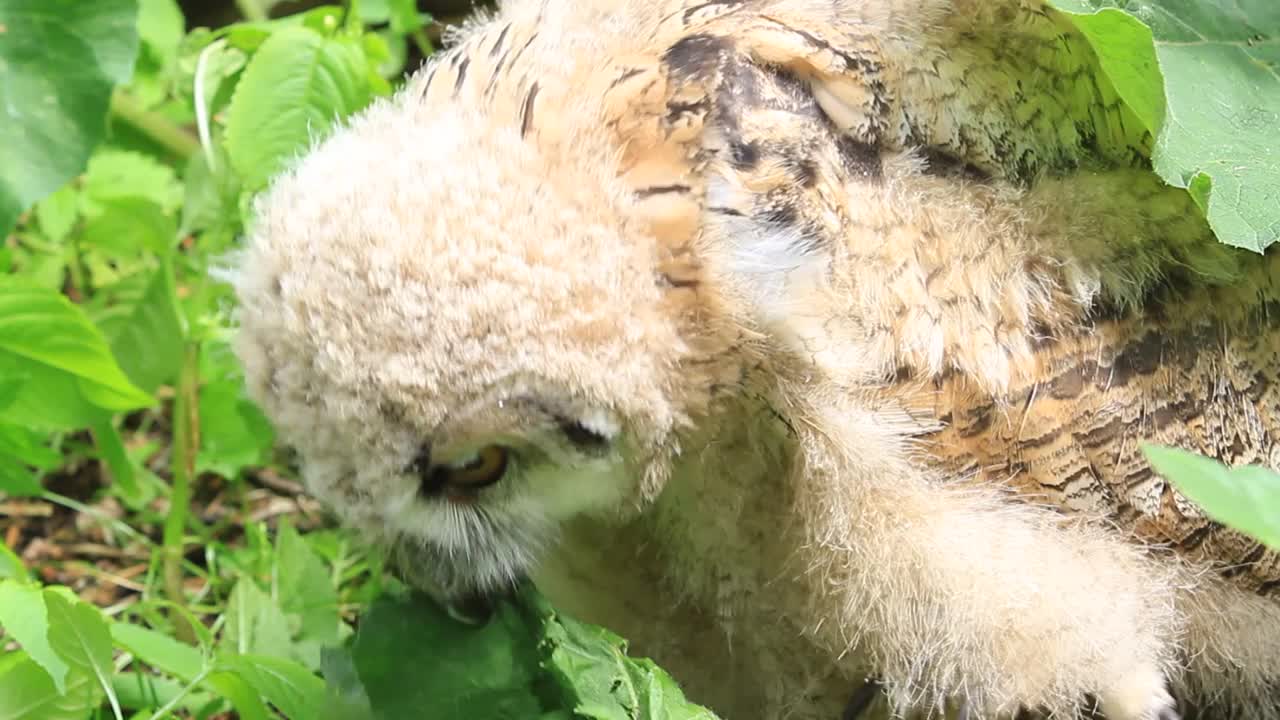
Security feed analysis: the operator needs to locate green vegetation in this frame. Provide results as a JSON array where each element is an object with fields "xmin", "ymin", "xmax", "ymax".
[{"xmin": 0, "ymin": 1, "xmax": 1276, "ymax": 718}]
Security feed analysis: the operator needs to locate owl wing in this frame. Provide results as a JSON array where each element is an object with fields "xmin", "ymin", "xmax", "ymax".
[
  {"xmin": 912, "ymin": 255, "xmax": 1280, "ymax": 596},
  {"xmin": 592, "ymin": 0, "xmax": 1280, "ymax": 593},
  {"xmin": 661, "ymin": 0, "xmax": 1152, "ymax": 181}
]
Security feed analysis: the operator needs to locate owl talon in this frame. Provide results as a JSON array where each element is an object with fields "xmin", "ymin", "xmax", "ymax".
[{"xmin": 842, "ymin": 679, "xmax": 882, "ymax": 719}]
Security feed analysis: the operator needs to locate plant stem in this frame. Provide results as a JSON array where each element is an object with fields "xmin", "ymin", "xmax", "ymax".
[
  {"xmin": 234, "ymin": 0, "xmax": 269, "ymax": 22},
  {"xmin": 109, "ymin": 90, "xmax": 200, "ymax": 160},
  {"xmin": 162, "ymin": 340, "xmax": 201, "ymax": 644},
  {"xmin": 145, "ymin": 666, "xmax": 212, "ymax": 720}
]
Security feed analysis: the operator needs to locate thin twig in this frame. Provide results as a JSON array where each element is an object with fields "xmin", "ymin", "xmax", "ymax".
[
  {"xmin": 109, "ymin": 90, "xmax": 200, "ymax": 160},
  {"xmin": 162, "ymin": 342, "xmax": 201, "ymax": 644}
]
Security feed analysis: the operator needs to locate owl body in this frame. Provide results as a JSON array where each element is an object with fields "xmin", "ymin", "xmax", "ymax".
[{"xmin": 233, "ymin": 1, "xmax": 1280, "ymax": 718}]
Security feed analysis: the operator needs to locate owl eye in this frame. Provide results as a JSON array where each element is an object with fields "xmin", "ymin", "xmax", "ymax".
[
  {"xmin": 554, "ymin": 416, "xmax": 610, "ymax": 451},
  {"xmin": 445, "ymin": 445, "xmax": 509, "ymax": 488}
]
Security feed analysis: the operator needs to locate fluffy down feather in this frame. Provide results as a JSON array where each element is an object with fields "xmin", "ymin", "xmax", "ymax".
[{"xmin": 234, "ymin": 1, "xmax": 1280, "ymax": 718}]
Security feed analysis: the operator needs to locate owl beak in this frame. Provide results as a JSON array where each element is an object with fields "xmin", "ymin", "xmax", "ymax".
[
  {"xmin": 443, "ymin": 577, "xmax": 527, "ymax": 625},
  {"xmin": 445, "ymin": 591, "xmax": 495, "ymax": 625}
]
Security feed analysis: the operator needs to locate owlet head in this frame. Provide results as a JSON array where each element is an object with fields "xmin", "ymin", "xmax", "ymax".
[{"xmin": 232, "ymin": 86, "xmax": 686, "ymax": 618}]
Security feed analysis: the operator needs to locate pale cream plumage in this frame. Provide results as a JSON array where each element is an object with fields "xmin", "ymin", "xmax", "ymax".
[{"xmin": 232, "ymin": 1, "xmax": 1280, "ymax": 718}]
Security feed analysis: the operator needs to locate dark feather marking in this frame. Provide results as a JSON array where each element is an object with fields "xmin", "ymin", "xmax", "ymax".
[
  {"xmin": 419, "ymin": 65, "xmax": 439, "ymax": 100},
  {"xmin": 608, "ymin": 66, "xmax": 646, "ymax": 90},
  {"xmin": 489, "ymin": 23, "xmax": 511, "ymax": 57},
  {"xmin": 509, "ymin": 33, "xmax": 538, "ymax": 66},
  {"xmin": 636, "ymin": 184, "xmax": 692, "ymax": 198},
  {"xmin": 452, "ymin": 56, "xmax": 470, "ymax": 96},
  {"xmin": 729, "ymin": 140, "xmax": 761, "ymax": 169},
  {"xmin": 658, "ymin": 272, "xmax": 700, "ymax": 289},
  {"xmin": 682, "ymin": 0, "xmax": 743, "ymax": 23},
  {"xmin": 666, "ymin": 98, "xmax": 712, "ymax": 124},
  {"xmin": 663, "ymin": 33, "xmax": 730, "ymax": 81},
  {"xmin": 519, "ymin": 82, "xmax": 540, "ymax": 138},
  {"xmin": 484, "ymin": 52, "xmax": 511, "ymax": 98},
  {"xmin": 836, "ymin": 137, "xmax": 882, "ymax": 179}
]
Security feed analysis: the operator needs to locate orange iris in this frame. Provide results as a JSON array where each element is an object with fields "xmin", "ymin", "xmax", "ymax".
[{"xmin": 447, "ymin": 446, "xmax": 509, "ymax": 488}]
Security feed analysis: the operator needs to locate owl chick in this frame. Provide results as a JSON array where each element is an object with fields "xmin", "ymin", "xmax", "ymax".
[{"xmin": 232, "ymin": 1, "xmax": 1280, "ymax": 718}]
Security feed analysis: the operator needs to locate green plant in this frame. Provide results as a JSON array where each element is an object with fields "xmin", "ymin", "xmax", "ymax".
[{"xmin": 0, "ymin": 0, "xmax": 1277, "ymax": 718}]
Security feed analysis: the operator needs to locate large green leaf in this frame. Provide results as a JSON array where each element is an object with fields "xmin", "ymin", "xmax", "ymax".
[
  {"xmin": 89, "ymin": 416, "xmax": 146, "ymax": 506},
  {"xmin": 0, "ymin": 422, "xmax": 59, "ymax": 496},
  {"xmin": 82, "ymin": 149, "xmax": 184, "ymax": 215},
  {"xmin": 105, "ymin": 264, "xmax": 185, "ymax": 393},
  {"xmin": 350, "ymin": 593, "xmax": 546, "ymax": 719},
  {"xmin": 0, "ymin": 542, "xmax": 26, "ymax": 582},
  {"xmin": 224, "ymin": 26, "xmax": 374, "ymax": 191},
  {"xmin": 196, "ymin": 339, "xmax": 274, "ymax": 477},
  {"xmin": 276, "ymin": 523, "xmax": 341, "ymax": 669},
  {"xmin": 0, "ymin": 650, "xmax": 100, "ymax": 720},
  {"xmin": 224, "ymin": 578, "xmax": 293, "ymax": 659},
  {"xmin": 137, "ymin": 0, "xmax": 183, "ymax": 67},
  {"xmin": 0, "ymin": 282, "xmax": 153, "ymax": 426},
  {"xmin": 112, "ymin": 622, "xmax": 272, "ymax": 720},
  {"xmin": 43, "ymin": 592, "xmax": 120, "ymax": 717},
  {"xmin": 0, "ymin": 0, "xmax": 139, "ymax": 234},
  {"xmin": 111, "ymin": 623, "xmax": 204, "ymax": 680},
  {"xmin": 1144, "ymin": 445, "xmax": 1280, "ymax": 550},
  {"xmin": 0, "ymin": 581, "xmax": 69, "ymax": 694},
  {"xmin": 112, "ymin": 671, "xmax": 212, "ymax": 714},
  {"xmin": 530, "ymin": 592, "xmax": 717, "ymax": 720},
  {"xmin": 343, "ymin": 588, "xmax": 719, "ymax": 719},
  {"xmin": 80, "ymin": 197, "xmax": 178, "ymax": 257},
  {"xmin": 1049, "ymin": 1, "xmax": 1280, "ymax": 252},
  {"xmin": 319, "ymin": 647, "xmax": 375, "ymax": 720},
  {"xmin": 223, "ymin": 654, "xmax": 327, "ymax": 720}
]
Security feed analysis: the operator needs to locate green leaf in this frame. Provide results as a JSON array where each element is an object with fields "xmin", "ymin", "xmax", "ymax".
[
  {"xmin": 0, "ymin": 542, "xmax": 26, "ymax": 582},
  {"xmin": 276, "ymin": 523, "xmax": 340, "ymax": 667},
  {"xmin": 531, "ymin": 592, "xmax": 717, "ymax": 720},
  {"xmin": 224, "ymin": 27, "xmax": 374, "ymax": 191},
  {"xmin": 137, "ymin": 0, "xmax": 184, "ymax": 68},
  {"xmin": 105, "ymin": 264, "xmax": 185, "ymax": 393},
  {"xmin": 0, "ymin": 282, "xmax": 154, "ymax": 421},
  {"xmin": 387, "ymin": 0, "xmax": 425, "ymax": 34},
  {"xmin": 197, "ymin": 375, "xmax": 274, "ymax": 478},
  {"xmin": 1143, "ymin": 445, "xmax": 1280, "ymax": 550},
  {"xmin": 112, "ymin": 671, "xmax": 212, "ymax": 713},
  {"xmin": 111, "ymin": 623, "xmax": 204, "ymax": 680},
  {"xmin": 222, "ymin": 654, "xmax": 326, "ymax": 720},
  {"xmin": 1049, "ymin": 1, "xmax": 1280, "ymax": 251},
  {"xmin": 224, "ymin": 578, "xmax": 293, "ymax": 659},
  {"xmin": 89, "ymin": 416, "xmax": 146, "ymax": 506},
  {"xmin": 0, "ymin": 422, "xmax": 60, "ymax": 496},
  {"xmin": 0, "ymin": 0, "xmax": 140, "ymax": 234},
  {"xmin": 350, "ymin": 593, "xmax": 546, "ymax": 719},
  {"xmin": 319, "ymin": 647, "xmax": 375, "ymax": 720},
  {"xmin": 81, "ymin": 197, "xmax": 178, "ymax": 256},
  {"xmin": 35, "ymin": 187, "xmax": 80, "ymax": 244},
  {"xmin": 43, "ymin": 591, "xmax": 120, "ymax": 717},
  {"xmin": 358, "ymin": 0, "xmax": 391, "ymax": 24},
  {"xmin": 82, "ymin": 150, "xmax": 183, "ymax": 215},
  {"xmin": 0, "ymin": 581, "xmax": 69, "ymax": 694},
  {"xmin": 0, "ymin": 650, "xmax": 100, "ymax": 720},
  {"xmin": 344, "ymin": 589, "xmax": 720, "ymax": 719},
  {"xmin": 113, "ymin": 622, "xmax": 273, "ymax": 720},
  {"xmin": 179, "ymin": 148, "xmax": 242, "ymax": 238}
]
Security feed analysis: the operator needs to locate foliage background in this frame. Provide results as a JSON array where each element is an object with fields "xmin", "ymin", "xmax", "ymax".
[{"xmin": 0, "ymin": 1, "xmax": 1276, "ymax": 718}]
